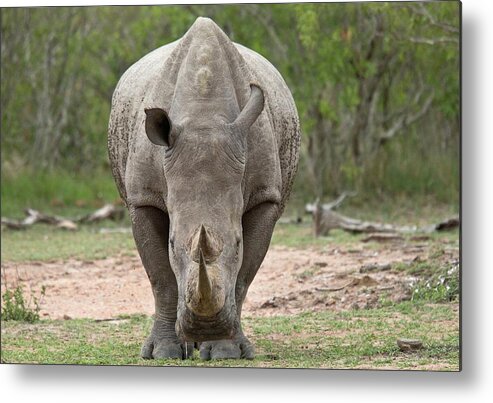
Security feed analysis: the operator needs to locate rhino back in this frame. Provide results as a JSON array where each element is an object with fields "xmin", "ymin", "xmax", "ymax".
[{"xmin": 108, "ymin": 19, "xmax": 300, "ymax": 216}]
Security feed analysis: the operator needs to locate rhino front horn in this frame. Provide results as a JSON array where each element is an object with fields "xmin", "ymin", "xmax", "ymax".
[
  {"xmin": 198, "ymin": 249, "xmax": 212, "ymax": 301},
  {"xmin": 186, "ymin": 249, "xmax": 226, "ymax": 317}
]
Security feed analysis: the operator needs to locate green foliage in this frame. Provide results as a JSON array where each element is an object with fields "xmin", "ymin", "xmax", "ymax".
[
  {"xmin": 1, "ymin": 3, "xmax": 460, "ymax": 206},
  {"xmin": 1, "ymin": 285, "xmax": 46, "ymax": 323},
  {"xmin": 360, "ymin": 124, "xmax": 460, "ymax": 203}
]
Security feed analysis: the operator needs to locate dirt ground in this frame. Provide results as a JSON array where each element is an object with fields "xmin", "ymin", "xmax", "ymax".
[{"xmin": 1, "ymin": 240, "xmax": 459, "ymax": 320}]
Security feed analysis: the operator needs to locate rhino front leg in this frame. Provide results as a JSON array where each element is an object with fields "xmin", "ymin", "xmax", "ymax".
[
  {"xmin": 199, "ymin": 202, "xmax": 279, "ymax": 360},
  {"xmin": 130, "ymin": 206, "xmax": 193, "ymax": 360}
]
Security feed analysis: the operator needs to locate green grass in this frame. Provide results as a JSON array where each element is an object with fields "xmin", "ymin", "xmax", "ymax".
[
  {"xmin": 271, "ymin": 223, "xmax": 366, "ymax": 249},
  {"xmin": 2, "ymin": 216, "xmax": 330, "ymax": 263},
  {"xmin": 1, "ymin": 217, "xmax": 459, "ymax": 262},
  {"xmin": 1, "ymin": 223, "xmax": 135, "ymax": 262},
  {"xmin": 1, "ymin": 302, "xmax": 459, "ymax": 370},
  {"xmin": 1, "ymin": 169, "xmax": 120, "ymax": 218}
]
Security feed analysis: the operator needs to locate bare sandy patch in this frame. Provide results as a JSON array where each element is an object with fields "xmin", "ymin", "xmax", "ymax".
[{"xmin": 1, "ymin": 241, "xmax": 458, "ymax": 320}]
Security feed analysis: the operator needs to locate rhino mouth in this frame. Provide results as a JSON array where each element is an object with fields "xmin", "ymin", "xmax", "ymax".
[{"xmin": 176, "ymin": 296, "xmax": 238, "ymax": 342}]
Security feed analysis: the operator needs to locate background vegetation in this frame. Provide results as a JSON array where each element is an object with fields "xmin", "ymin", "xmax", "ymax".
[{"xmin": 1, "ymin": 2, "xmax": 460, "ymax": 217}]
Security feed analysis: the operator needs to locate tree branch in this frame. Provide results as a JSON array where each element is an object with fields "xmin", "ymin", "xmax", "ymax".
[
  {"xmin": 410, "ymin": 3, "xmax": 459, "ymax": 34},
  {"xmin": 379, "ymin": 90, "xmax": 435, "ymax": 142},
  {"xmin": 408, "ymin": 36, "xmax": 459, "ymax": 46}
]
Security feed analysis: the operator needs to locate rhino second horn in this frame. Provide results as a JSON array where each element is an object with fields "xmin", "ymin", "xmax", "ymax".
[
  {"xmin": 197, "ymin": 225, "xmax": 209, "ymax": 257},
  {"xmin": 192, "ymin": 224, "xmax": 222, "ymax": 262}
]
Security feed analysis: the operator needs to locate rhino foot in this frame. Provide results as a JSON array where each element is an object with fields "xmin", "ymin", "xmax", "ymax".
[
  {"xmin": 199, "ymin": 337, "xmax": 255, "ymax": 360},
  {"xmin": 141, "ymin": 336, "xmax": 194, "ymax": 360}
]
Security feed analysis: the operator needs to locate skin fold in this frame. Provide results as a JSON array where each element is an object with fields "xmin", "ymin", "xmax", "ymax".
[{"xmin": 108, "ymin": 17, "xmax": 300, "ymax": 360}]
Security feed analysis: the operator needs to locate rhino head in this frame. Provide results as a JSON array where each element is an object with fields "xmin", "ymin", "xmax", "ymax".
[{"xmin": 144, "ymin": 65, "xmax": 264, "ymax": 342}]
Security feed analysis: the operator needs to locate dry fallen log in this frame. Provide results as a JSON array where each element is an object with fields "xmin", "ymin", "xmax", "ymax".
[
  {"xmin": 1, "ymin": 209, "xmax": 77, "ymax": 230},
  {"xmin": 23, "ymin": 208, "xmax": 65, "ymax": 226},
  {"xmin": 1, "ymin": 217, "xmax": 26, "ymax": 230},
  {"xmin": 56, "ymin": 219, "xmax": 78, "ymax": 231},
  {"xmin": 1, "ymin": 203, "xmax": 126, "ymax": 231},
  {"xmin": 77, "ymin": 204, "xmax": 125, "ymax": 223},
  {"xmin": 434, "ymin": 216, "xmax": 460, "ymax": 231},
  {"xmin": 310, "ymin": 196, "xmax": 459, "ymax": 237},
  {"xmin": 305, "ymin": 191, "xmax": 356, "ymax": 214},
  {"xmin": 98, "ymin": 227, "xmax": 132, "ymax": 234},
  {"xmin": 313, "ymin": 206, "xmax": 417, "ymax": 237},
  {"xmin": 277, "ymin": 216, "xmax": 303, "ymax": 225}
]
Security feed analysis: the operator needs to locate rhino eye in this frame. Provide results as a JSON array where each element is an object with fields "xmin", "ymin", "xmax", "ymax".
[
  {"xmin": 170, "ymin": 237, "xmax": 175, "ymax": 250},
  {"xmin": 234, "ymin": 240, "xmax": 240, "ymax": 261},
  {"xmin": 235, "ymin": 238, "xmax": 241, "ymax": 258}
]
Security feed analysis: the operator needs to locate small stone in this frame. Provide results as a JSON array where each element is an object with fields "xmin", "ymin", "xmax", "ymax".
[
  {"xmin": 260, "ymin": 298, "xmax": 278, "ymax": 308},
  {"xmin": 351, "ymin": 275, "xmax": 379, "ymax": 287},
  {"xmin": 397, "ymin": 338, "xmax": 423, "ymax": 352}
]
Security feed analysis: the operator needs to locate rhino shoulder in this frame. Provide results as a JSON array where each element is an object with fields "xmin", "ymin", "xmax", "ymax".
[{"xmin": 108, "ymin": 41, "xmax": 178, "ymax": 204}]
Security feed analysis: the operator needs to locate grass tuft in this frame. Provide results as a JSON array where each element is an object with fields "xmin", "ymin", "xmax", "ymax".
[{"xmin": 1, "ymin": 285, "xmax": 46, "ymax": 323}]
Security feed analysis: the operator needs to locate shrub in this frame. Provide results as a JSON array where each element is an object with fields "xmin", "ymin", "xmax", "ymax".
[
  {"xmin": 411, "ymin": 261, "xmax": 459, "ymax": 303},
  {"xmin": 1, "ymin": 285, "xmax": 46, "ymax": 323}
]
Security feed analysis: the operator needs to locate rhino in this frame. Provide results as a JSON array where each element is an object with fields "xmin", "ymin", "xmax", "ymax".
[{"xmin": 108, "ymin": 17, "xmax": 300, "ymax": 360}]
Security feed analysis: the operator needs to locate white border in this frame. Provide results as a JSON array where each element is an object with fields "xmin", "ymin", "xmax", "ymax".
[{"xmin": 1, "ymin": 1, "xmax": 492, "ymax": 402}]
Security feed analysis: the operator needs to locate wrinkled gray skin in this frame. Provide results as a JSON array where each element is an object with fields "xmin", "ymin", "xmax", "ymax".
[{"xmin": 108, "ymin": 17, "xmax": 300, "ymax": 360}]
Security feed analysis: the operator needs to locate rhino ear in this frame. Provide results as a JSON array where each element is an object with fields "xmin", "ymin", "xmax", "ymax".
[
  {"xmin": 232, "ymin": 84, "xmax": 264, "ymax": 131},
  {"xmin": 144, "ymin": 108, "xmax": 175, "ymax": 147}
]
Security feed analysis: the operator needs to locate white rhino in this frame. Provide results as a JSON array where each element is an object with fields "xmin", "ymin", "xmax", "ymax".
[{"xmin": 108, "ymin": 17, "xmax": 300, "ymax": 360}]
